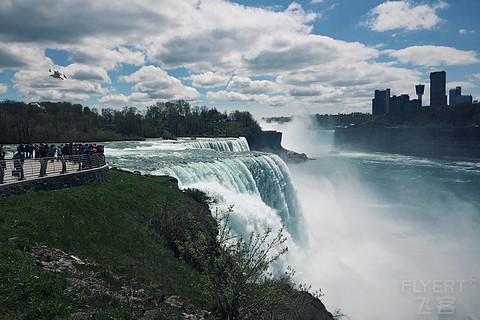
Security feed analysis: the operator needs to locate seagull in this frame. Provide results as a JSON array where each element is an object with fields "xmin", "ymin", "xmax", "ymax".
[
  {"xmin": 28, "ymin": 102, "xmax": 47, "ymax": 112},
  {"xmin": 49, "ymin": 69, "xmax": 67, "ymax": 80}
]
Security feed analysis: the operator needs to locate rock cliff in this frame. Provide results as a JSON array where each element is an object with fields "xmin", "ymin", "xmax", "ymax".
[{"xmin": 247, "ymin": 130, "xmax": 309, "ymax": 163}]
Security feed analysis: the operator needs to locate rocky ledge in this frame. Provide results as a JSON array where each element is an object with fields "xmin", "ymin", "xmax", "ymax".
[
  {"xmin": 247, "ymin": 130, "xmax": 310, "ymax": 163},
  {"xmin": 28, "ymin": 245, "xmax": 211, "ymax": 320}
]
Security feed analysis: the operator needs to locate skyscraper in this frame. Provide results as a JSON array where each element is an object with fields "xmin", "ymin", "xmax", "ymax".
[
  {"xmin": 430, "ymin": 71, "xmax": 447, "ymax": 107},
  {"xmin": 372, "ymin": 89, "xmax": 390, "ymax": 115}
]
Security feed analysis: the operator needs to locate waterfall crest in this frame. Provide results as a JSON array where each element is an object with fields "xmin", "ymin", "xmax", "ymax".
[
  {"xmin": 153, "ymin": 153, "xmax": 301, "ymax": 239},
  {"xmin": 187, "ymin": 137, "xmax": 250, "ymax": 152},
  {"xmin": 105, "ymin": 138, "xmax": 302, "ymax": 241}
]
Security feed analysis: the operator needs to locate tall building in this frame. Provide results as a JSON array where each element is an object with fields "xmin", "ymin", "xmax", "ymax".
[
  {"xmin": 430, "ymin": 71, "xmax": 447, "ymax": 107},
  {"xmin": 449, "ymin": 86, "xmax": 473, "ymax": 106},
  {"xmin": 372, "ymin": 89, "xmax": 390, "ymax": 115},
  {"xmin": 415, "ymin": 84, "xmax": 425, "ymax": 107},
  {"xmin": 389, "ymin": 94, "xmax": 410, "ymax": 114}
]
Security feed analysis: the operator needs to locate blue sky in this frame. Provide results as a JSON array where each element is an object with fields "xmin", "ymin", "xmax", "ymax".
[{"xmin": 0, "ymin": 0, "xmax": 479, "ymax": 118}]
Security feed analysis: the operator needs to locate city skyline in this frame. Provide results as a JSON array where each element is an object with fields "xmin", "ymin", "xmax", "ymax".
[
  {"xmin": 0, "ymin": 0, "xmax": 479, "ymax": 118},
  {"xmin": 372, "ymin": 69, "xmax": 476, "ymax": 115}
]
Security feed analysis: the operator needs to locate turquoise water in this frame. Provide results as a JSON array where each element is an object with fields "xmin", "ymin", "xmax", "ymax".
[
  {"xmin": 104, "ymin": 133, "xmax": 480, "ymax": 320},
  {"xmin": 280, "ymin": 126, "xmax": 480, "ymax": 320}
]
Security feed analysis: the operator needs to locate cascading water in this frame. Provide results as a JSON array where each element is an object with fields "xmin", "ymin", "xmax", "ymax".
[
  {"xmin": 104, "ymin": 137, "xmax": 302, "ymax": 243},
  {"xmin": 266, "ymin": 118, "xmax": 480, "ymax": 320},
  {"xmin": 152, "ymin": 153, "xmax": 301, "ymax": 239},
  {"xmin": 105, "ymin": 132, "xmax": 480, "ymax": 320},
  {"xmin": 187, "ymin": 136, "xmax": 250, "ymax": 152}
]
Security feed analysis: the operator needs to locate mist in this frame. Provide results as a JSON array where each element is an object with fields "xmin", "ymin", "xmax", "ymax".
[{"xmin": 272, "ymin": 117, "xmax": 480, "ymax": 320}]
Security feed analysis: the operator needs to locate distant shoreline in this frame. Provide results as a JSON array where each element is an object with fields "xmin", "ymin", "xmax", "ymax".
[{"xmin": 334, "ymin": 126, "xmax": 480, "ymax": 161}]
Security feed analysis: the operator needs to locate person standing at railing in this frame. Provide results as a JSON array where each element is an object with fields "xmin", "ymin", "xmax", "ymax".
[
  {"xmin": 34, "ymin": 144, "xmax": 40, "ymax": 158},
  {"xmin": 26, "ymin": 143, "xmax": 34, "ymax": 159},
  {"xmin": 81, "ymin": 144, "xmax": 93, "ymax": 169},
  {"xmin": 47, "ymin": 144, "xmax": 56, "ymax": 162},
  {"xmin": 40, "ymin": 143, "xmax": 48, "ymax": 158},
  {"xmin": 57, "ymin": 144, "xmax": 63, "ymax": 161},
  {"xmin": 0, "ymin": 145, "xmax": 6, "ymax": 171},
  {"xmin": 12, "ymin": 147, "xmax": 25, "ymax": 177},
  {"xmin": 63, "ymin": 143, "xmax": 72, "ymax": 158}
]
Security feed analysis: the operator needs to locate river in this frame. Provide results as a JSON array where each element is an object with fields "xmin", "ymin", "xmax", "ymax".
[{"xmin": 103, "ymin": 130, "xmax": 480, "ymax": 320}]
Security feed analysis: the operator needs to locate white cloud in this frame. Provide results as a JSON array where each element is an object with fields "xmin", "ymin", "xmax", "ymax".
[
  {"xmin": 387, "ymin": 45, "xmax": 479, "ymax": 66},
  {"xmin": 0, "ymin": 0, "xmax": 476, "ymax": 114},
  {"xmin": 226, "ymin": 76, "xmax": 279, "ymax": 94},
  {"xmin": 364, "ymin": 1, "xmax": 447, "ymax": 32},
  {"xmin": 147, "ymin": 0, "xmax": 318, "ymax": 72},
  {"xmin": 0, "ymin": 43, "xmax": 50, "ymax": 71},
  {"xmin": 188, "ymin": 72, "xmax": 231, "ymax": 88},
  {"xmin": 474, "ymin": 73, "xmax": 480, "ymax": 80},
  {"xmin": 64, "ymin": 64, "xmax": 111, "ymax": 83},
  {"xmin": 240, "ymin": 35, "xmax": 379, "ymax": 76},
  {"xmin": 119, "ymin": 65, "xmax": 200, "ymax": 101},
  {"xmin": 207, "ymin": 90, "xmax": 260, "ymax": 103},
  {"xmin": 98, "ymin": 94, "xmax": 130, "ymax": 105},
  {"xmin": 206, "ymin": 90, "xmax": 294, "ymax": 107},
  {"xmin": 68, "ymin": 45, "xmax": 145, "ymax": 70},
  {"xmin": 447, "ymin": 81, "xmax": 475, "ymax": 90},
  {"xmin": 459, "ymin": 29, "xmax": 475, "ymax": 35},
  {"xmin": 0, "ymin": 83, "xmax": 7, "ymax": 94},
  {"xmin": 11, "ymin": 62, "xmax": 112, "ymax": 102}
]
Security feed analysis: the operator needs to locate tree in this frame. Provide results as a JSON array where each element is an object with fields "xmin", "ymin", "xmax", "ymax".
[{"xmin": 178, "ymin": 207, "xmax": 289, "ymax": 320}]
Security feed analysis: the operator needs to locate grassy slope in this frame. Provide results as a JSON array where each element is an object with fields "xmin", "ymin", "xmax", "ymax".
[{"xmin": 0, "ymin": 170, "xmax": 213, "ymax": 319}]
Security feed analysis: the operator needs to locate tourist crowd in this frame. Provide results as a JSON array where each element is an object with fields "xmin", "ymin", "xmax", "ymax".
[
  {"xmin": 0, "ymin": 143, "xmax": 104, "ymax": 160},
  {"xmin": 0, "ymin": 143, "xmax": 105, "ymax": 177},
  {"xmin": 19, "ymin": 143, "xmax": 104, "ymax": 159}
]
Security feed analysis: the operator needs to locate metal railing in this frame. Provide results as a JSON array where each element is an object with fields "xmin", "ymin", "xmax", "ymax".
[{"xmin": 0, "ymin": 154, "xmax": 106, "ymax": 184}]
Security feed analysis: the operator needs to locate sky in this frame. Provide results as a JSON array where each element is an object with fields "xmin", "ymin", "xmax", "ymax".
[{"xmin": 0, "ymin": 0, "xmax": 479, "ymax": 118}]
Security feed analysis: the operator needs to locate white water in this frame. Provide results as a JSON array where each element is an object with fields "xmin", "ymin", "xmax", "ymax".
[
  {"xmin": 271, "ymin": 118, "xmax": 480, "ymax": 320},
  {"xmin": 104, "ymin": 137, "xmax": 302, "ymax": 245},
  {"xmin": 152, "ymin": 153, "xmax": 302, "ymax": 241},
  {"xmin": 104, "ymin": 133, "xmax": 480, "ymax": 320}
]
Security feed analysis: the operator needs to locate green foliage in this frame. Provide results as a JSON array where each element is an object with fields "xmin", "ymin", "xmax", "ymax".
[
  {"xmin": 263, "ymin": 104, "xmax": 480, "ymax": 130},
  {"xmin": 177, "ymin": 206, "xmax": 324, "ymax": 319},
  {"xmin": 0, "ymin": 99, "xmax": 262, "ymax": 144}
]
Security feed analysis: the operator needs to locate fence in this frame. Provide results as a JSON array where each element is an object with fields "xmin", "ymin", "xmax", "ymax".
[{"xmin": 0, "ymin": 154, "xmax": 106, "ymax": 184}]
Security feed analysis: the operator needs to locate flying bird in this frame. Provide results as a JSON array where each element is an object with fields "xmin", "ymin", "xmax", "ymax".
[
  {"xmin": 49, "ymin": 69, "xmax": 67, "ymax": 80},
  {"xmin": 28, "ymin": 102, "xmax": 47, "ymax": 112}
]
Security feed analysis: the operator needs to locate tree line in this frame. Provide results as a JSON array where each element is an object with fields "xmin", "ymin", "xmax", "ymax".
[
  {"xmin": 263, "ymin": 102, "xmax": 480, "ymax": 129},
  {"xmin": 0, "ymin": 100, "xmax": 262, "ymax": 144}
]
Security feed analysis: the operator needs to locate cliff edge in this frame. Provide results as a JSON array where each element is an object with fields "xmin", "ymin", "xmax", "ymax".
[{"xmin": 247, "ymin": 130, "xmax": 309, "ymax": 163}]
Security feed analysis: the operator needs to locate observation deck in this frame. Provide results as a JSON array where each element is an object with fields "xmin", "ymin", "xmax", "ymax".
[{"xmin": 0, "ymin": 154, "xmax": 109, "ymax": 198}]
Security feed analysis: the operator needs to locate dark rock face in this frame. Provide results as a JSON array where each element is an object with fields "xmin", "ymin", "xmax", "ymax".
[
  {"xmin": 247, "ymin": 130, "xmax": 284, "ymax": 152},
  {"xmin": 296, "ymin": 291, "xmax": 335, "ymax": 320},
  {"xmin": 0, "ymin": 166, "xmax": 109, "ymax": 199},
  {"xmin": 247, "ymin": 130, "xmax": 309, "ymax": 163},
  {"xmin": 335, "ymin": 127, "xmax": 480, "ymax": 160}
]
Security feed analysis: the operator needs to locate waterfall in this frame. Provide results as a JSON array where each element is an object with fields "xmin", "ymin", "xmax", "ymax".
[
  {"xmin": 152, "ymin": 153, "xmax": 301, "ymax": 241},
  {"xmin": 104, "ymin": 138, "xmax": 303, "ymax": 243},
  {"xmin": 187, "ymin": 137, "xmax": 250, "ymax": 152}
]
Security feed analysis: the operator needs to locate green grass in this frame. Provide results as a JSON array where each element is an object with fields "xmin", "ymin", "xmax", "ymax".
[
  {"xmin": 0, "ymin": 170, "xmax": 214, "ymax": 319},
  {"xmin": 0, "ymin": 242, "xmax": 74, "ymax": 320}
]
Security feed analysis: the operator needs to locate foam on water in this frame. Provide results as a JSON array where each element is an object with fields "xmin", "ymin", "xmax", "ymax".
[{"xmin": 104, "ymin": 131, "xmax": 480, "ymax": 320}]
